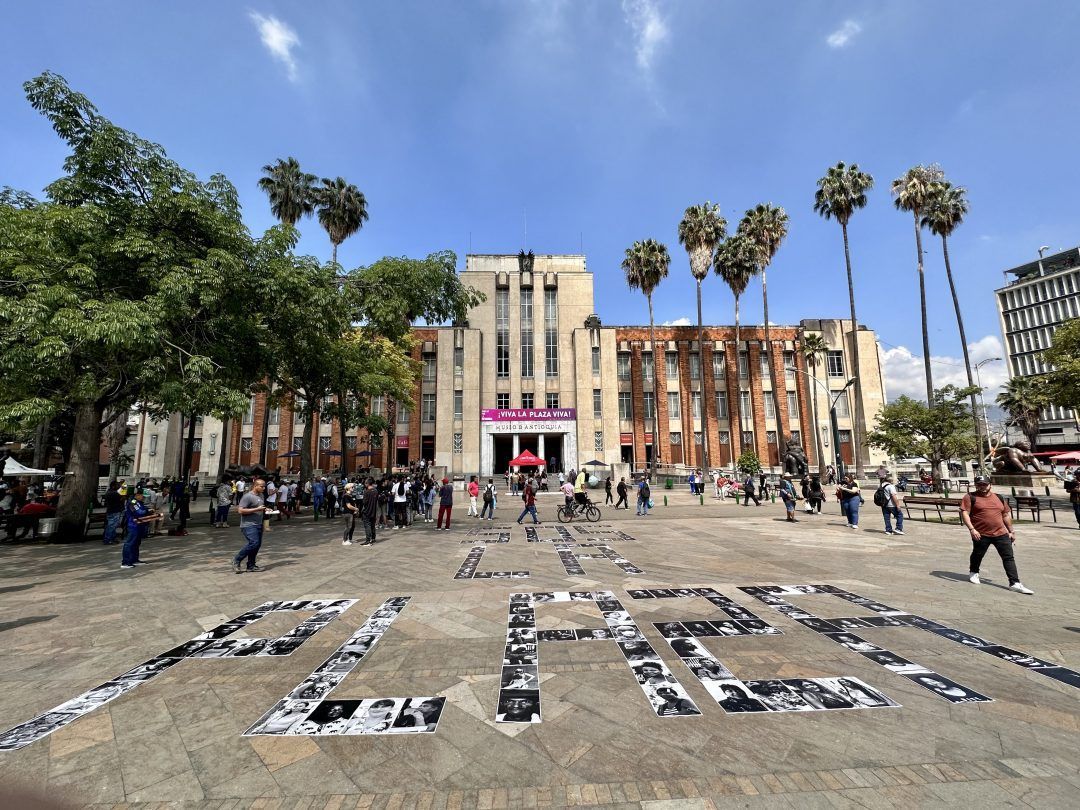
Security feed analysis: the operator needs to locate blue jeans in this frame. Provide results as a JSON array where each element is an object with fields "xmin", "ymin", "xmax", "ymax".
[
  {"xmin": 637, "ymin": 495, "xmax": 650, "ymax": 515},
  {"xmin": 843, "ymin": 498, "xmax": 860, "ymax": 526},
  {"xmin": 215, "ymin": 504, "xmax": 231, "ymax": 524},
  {"xmin": 480, "ymin": 499, "xmax": 495, "ymax": 519},
  {"xmin": 235, "ymin": 524, "xmax": 263, "ymax": 569},
  {"xmin": 122, "ymin": 525, "xmax": 145, "ymax": 566},
  {"xmin": 517, "ymin": 504, "xmax": 538, "ymax": 523},
  {"xmin": 882, "ymin": 506, "xmax": 904, "ymax": 532},
  {"xmin": 103, "ymin": 511, "xmax": 123, "ymax": 543}
]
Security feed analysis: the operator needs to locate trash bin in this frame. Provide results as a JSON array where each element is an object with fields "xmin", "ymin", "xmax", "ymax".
[
  {"xmin": 665, "ymin": 478, "xmax": 674, "ymax": 489},
  {"xmin": 36, "ymin": 517, "xmax": 60, "ymax": 538}
]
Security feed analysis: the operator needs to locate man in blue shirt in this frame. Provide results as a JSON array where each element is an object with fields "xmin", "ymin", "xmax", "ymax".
[{"xmin": 121, "ymin": 490, "xmax": 153, "ymax": 569}]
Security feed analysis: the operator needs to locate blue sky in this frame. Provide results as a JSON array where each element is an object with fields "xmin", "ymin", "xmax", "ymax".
[{"xmin": 2, "ymin": 1, "xmax": 1078, "ymax": 401}]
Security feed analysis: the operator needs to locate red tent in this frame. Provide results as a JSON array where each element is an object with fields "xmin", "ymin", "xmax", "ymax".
[{"xmin": 509, "ymin": 450, "xmax": 545, "ymax": 467}]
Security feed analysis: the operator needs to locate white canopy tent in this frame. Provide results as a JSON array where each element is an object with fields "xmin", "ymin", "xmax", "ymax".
[{"xmin": 3, "ymin": 457, "xmax": 57, "ymax": 477}]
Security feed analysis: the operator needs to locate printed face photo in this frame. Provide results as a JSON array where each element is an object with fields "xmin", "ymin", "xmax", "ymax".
[
  {"xmin": 501, "ymin": 665, "xmax": 539, "ymax": 689},
  {"xmin": 290, "ymin": 675, "xmax": 343, "ymax": 701},
  {"xmin": 795, "ymin": 618, "xmax": 840, "ymax": 633},
  {"xmin": 230, "ymin": 639, "xmax": 269, "ymax": 657},
  {"xmin": 819, "ymin": 677, "xmax": 899, "ymax": 708},
  {"xmin": 250, "ymin": 700, "xmax": 318, "ymax": 734},
  {"xmin": 739, "ymin": 620, "xmax": 782, "ymax": 635},
  {"xmin": 627, "ymin": 589, "xmax": 654, "ymax": 599},
  {"xmin": 649, "ymin": 685, "xmax": 701, "ymax": 716},
  {"xmin": 389, "ymin": 697, "xmax": 445, "ymax": 733},
  {"xmin": 671, "ymin": 589, "xmax": 697, "ymax": 598},
  {"xmin": 978, "ymin": 646, "xmax": 1055, "ymax": 669},
  {"xmin": 634, "ymin": 662, "xmax": 676, "ymax": 685},
  {"xmin": 613, "ymin": 625, "xmax": 644, "ymax": 641},
  {"xmin": 929, "ymin": 627, "xmax": 992, "ymax": 647},
  {"xmin": 160, "ymin": 640, "xmax": 214, "ymax": 658},
  {"xmin": 904, "ymin": 615, "xmax": 948, "ymax": 631},
  {"xmin": 116, "ymin": 658, "xmax": 180, "ymax": 678},
  {"xmin": 657, "ymin": 622, "xmax": 692, "ymax": 638},
  {"xmin": 904, "ymin": 673, "xmax": 990, "ymax": 702},
  {"xmin": 576, "ymin": 628, "xmax": 614, "ymax": 641},
  {"xmin": 537, "ymin": 629, "xmax": 575, "ymax": 642},
  {"xmin": 496, "ymin": 690, "xmax": 541, "ymax": 723},
  {"xmin": 758, "ymin": 595, "xmax": 786, "ymax": 605},
  {"xmin": 709, "ymin": 621, "xmax": 748, "ymax": 636},
  {"xmin": 80, "ymin": 682, "xmax": 131, "ymax": 704},
  {"xmin": 532, "ymin": 593, "xmax": 556, "ymax": 603},
  {"xmin": 595, "ymin": 600, "xmax": 623, "ymax": 613},
  {"xmin": 670, "ymin": 638, "xmax": 709, "ymax": 658},
  {"xmin": 686, "ymin": 657, "xmax": 734, "ymax": 680},
  {"xmin": 744, "ymin": 680, "xmax": 813, "ymax": 711},
  {"xmin": 602, "ymin": 610, "xmax": 631, "ymax": 624},
  {"xmin": 725, "ymin": 609, "xmax": 758, "ymax": 622},
  {"xmin": 511, "ymin": 605, "xmax": 535, "ymax": 616},
  {"xmin": 197, "ymin": 622, "xmax": 246, "ymax": 640},
  {"xmin": 860, "ymin": 615, "xmax": 907, "ymax": 628},
  {"xmin": 192, "ymin": 640, "xmax": 248, "ymax": 658},
  {"xmin": 794, "ymin": 585, "xmax": 822, "ymax": 594},
  {"xmin": 472, "ymin": 572, "xmax": 494, "ymax": 579},
  {"xmin": 692, "ymin": 587, "xmax": 722, "ymax": 597},
  {"xmin": 860, "ymin": 650, "xmax": 930, "ymax": 675},
  {"xmin": 510, "ymin": 593, "xmax": 532, "ymax": 603},
  {"xmin": 262, "ymin": 637, "xmax": 305, "ymax": 656},
  {"xmin": 618, "ymin": 641, "xmax": 660, "ymax": 662},
  {"xmin": 569, "ymin": 591, "xmax": 595, "ymax": 601},
  {"xmin": 824, "ymin": 633, "xmax": 883, "ymax": 653},
  {"xmin": 705, "ymin": 680, "xmax": 770, "ymax": 712},
  {"xmin": 683, "ymin": 621, "xmax": 721, "ymax": 637},
  {"xmin": 831, "ymin": 617, "xmax": 871, "ymax": 630},
  {"xmin": 648, "ymin": 589, "xmax": 677, "ymax": 599},
  {"xmin": 781, "ymin": 679, "xmax": 855, "ymax": 710},
  {"xmin": 344, "ymin": 699, "xmax": 403, "ymax": 734},
  {"xmin": 510, "ymin": 615, "xmax": 536, "ymax": 629},
  {"xmin": 860, "ymin": 602, "xmax": 895, "ymax": 613},
  {"xmin": 511, "ymin": 571, "xmax": 530, "ymax": 579},
  {"xmin": 508, "ymin": 629, "xmax": 536, "ymax": 644}
]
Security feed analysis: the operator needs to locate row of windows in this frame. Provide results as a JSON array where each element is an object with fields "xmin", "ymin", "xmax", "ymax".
[
  {"xmin": 1002, "ymin": 296, "xmax": 1080, "ymax": 332},
  {"xmin": 1007, "ymin": 325, "xmax": 1059, "ymax": 356},
  {"xmin": 614, "ymin": 350, "xmax": 841, "ymax": 380},
  {"xmin": 1000, "ymin": 272, "xmax": 1079, "ymax": 311},
  {"xmin": 494, "ymin": 392, "xmax": 561, "ymax": 409},
  {"xmin": 498, "ymin": 288, "xmax": 559, "ymax": 378}
]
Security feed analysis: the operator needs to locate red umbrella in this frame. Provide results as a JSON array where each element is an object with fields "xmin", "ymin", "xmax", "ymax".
[{"xmin": 509, "ymin": 450, "xmax": 545, "ymax": 467}]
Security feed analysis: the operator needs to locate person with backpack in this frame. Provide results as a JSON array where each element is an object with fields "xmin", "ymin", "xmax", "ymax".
[
  {"xmin": 516, "ymin": 477, "xmax": 540, "ymax": 524},
  {"xmin": 779, "ymin": 473, "xmax": 798, "ymax": 522},
  {"xmin": 392, "ymin": 475, "xmax": 409, "ymax": 529},
  {"xmin": 742, "ymin": 474, "xmax": 760, "ymax": 507},
  {"xmin": 960, "ymin": 476, "xmax": 1034, "ymax": 594},
  {"xmin": 875, "ymin": 474, "xmax": 905, "ymax": 535},
  {"xmin": 480, "ymin": 478, "xmax": 497, "ymax": 520},
  {"xmin": 636, "ymin": 475, "xmax": 652, "ymax": 516},
  {"xmin": 806, "ymin": 476, "xmax": 825, "ymax": 514},
  {"xmin": 467, "ymin": 476, "xmax": 480, "ymax": 517},
  {"xmin": 436, "ymin": 477, "xmax": 454, "ymax": 530}
]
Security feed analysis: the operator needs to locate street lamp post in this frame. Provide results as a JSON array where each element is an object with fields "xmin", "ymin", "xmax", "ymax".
[
  {"xmin": 974, "ymin": 357, "xmax": 1001, "ymax": 472},
  {"xmin": 789, "ymin": 367, "xmax": 858, "ymax": 479}
]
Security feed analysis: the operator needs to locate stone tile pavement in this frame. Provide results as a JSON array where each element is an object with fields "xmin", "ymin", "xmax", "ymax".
[{"xmin": 0, "ymin": 492, "xmax": 1077, "ymax": 808}]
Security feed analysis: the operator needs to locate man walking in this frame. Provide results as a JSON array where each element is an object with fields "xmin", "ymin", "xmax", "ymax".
[
  {"xmin": 960, "ymin": 476, "xmax": 1034, "ymax": 594},
  {"xmin": 214, "ymin": 479, "xmax": 232, "ymax": 527},
  {"xmin": 742, "ymin": 474, "xmax": 760, "ymax": 507},
  {"xmin": 779, "ymin": 473, "xmax": 798, "ymax": 522},
  {"xmin": 121, "ymin": 490, "xmax": 154, "ymax": 569},
  {"xmin": 103, "ymin": 481, "xmax": 124, "ymax": 545},
  {"xmin": 615, "ymin": 477, "xmax": 629, "ymax": 509},
  {"xmin": 361, "ymin": 478, "xmax": 379, "ymax": 545},
  {"xmin": 517, "ymin": 477, "xmax": 540, "ymax": 524},
  {"xmin": 636, "ymin": 476, "xmax": 651, "ymax": 516},
  {"xmin": 480, "ymin": 478, "xmax": 496, "ymax": 520},
  {"xmin": 437, "ymin": 477, "xmax": 454, "ymax": 530},
  {"xmin": 878, "ymin": 474, "xmax": 905, "ymax": 535},
  {"xmin": 467, "ymin": 475, "xmax": 480, "ymax": 517},
  {"xmin": 233, "ymin": 478, "xmax": 268, "ymax": 574}
]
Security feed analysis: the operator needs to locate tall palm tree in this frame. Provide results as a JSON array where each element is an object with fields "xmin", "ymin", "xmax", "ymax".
[
  {"xmin": 623, "ymin": 239, "xmax": 671, "ymax": 476},
  {"xmin": 258, "ymin": 157, "xmax": 316, "ymax": 225},
  {"xmin": 922, "ymin": 180, "xmax": 984, "ymax": 469},
  {"xmin": 891, "ymin": 164, "xmax": 944, "ymax": 407},
  {"xmin": 813, "ymin": 161, "xmax": 874, "ymax": 478},
  {"xmin": 997, "ymin": 377, "xmax": 1046, "ymax": 450},
  {"xmin": 714, "ymin": 234, "xmax": 759, "ymax": 455},
  {"xmin": 738, "ymin": 204, "xmax": 790, "ymax": 468},
  {"xmin": 800, "ymin": 332, "xmax": 829, "ymax": 477},
  {"xmin": 316, "ymin": 177, "xmax": 369, "ymax": 266},
  {"xmin": 678, "ymin": 202, "xmax": 727, "ymax": 473}
]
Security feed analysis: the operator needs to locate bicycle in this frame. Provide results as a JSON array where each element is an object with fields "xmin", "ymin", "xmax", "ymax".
[{"xmin": 557, "ymin": 496, "xmax": 601, "ymax": 523}]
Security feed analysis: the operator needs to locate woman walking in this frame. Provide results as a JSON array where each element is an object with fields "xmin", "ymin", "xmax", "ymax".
[
  {"xmin": 838, "ymin": 473, "xmax": 862, "ymax": 529},
  {"xmin": 436, "ymin": 477, "xmax": 454, "ymax": 530}
]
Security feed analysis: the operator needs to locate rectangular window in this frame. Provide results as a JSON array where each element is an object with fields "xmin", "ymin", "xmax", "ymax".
[
  {"xmin": 642, "ymin": 351, "xmax": 654, "ymax": 381},
  {"xmin": 643, "ymin": 392, "xmax": 655, "ymax": 420},
  {"xmin": 521, "ymin": 392, "xmax": 534, "ymax": 409},
  {"xmin": 454, "ymin": 347, "xmax": 464, "ymax": 376},
  {"xmin": 546, "ymin": 393, "xmax": 560, "ymax": 409},
  {"xmin": 292, "ymin": 436, "xmax": 302, "ymax": 451},
  {"xmin": 694, "ymin": 431, "xmax": 703, "ymax": 445},
  {"xmin": 691, "ymin": 391, "xmax": 701, "ymax": 419},
  {"xmin": 520, "ymin": 288, "xmax": 534, "ymax": 378},
  {"xmin": 667, "ymin": 392, "xmax": 681, "ymax": 419},
  {"xmin": 397, "ymin": 405, "xmax": 409, "ymax": 426},
  {"xmin": 594, "ymin": 431, "xmax": 604, "ymax": 452},
  {"xmin": 834, "ymin": 391, "xmax": 851, "ymax": 418},
  {"xmin": 619, "ymin": 392, "xmax": 633, "ymax": 420},
  {"xmin": 670, "ymin": 432, "xmax": 682, "ymax": 445},
  {"xmin": 268, "ymin": 405, "xmax": 279, "ymax": 425},
  {"xmin": 294, "ymin": 399, "xmax": 306, "ymax": 423},
  {"xmin": 453, "ymin": 433, "xmax": 463, "ymax": 453},
  {"xmin": 497, "ymin": 393, "xmax": 510, "ymax": 409},
  {"xmin": 454, "ymin": 390, "xmax": 463, "ymax": 419},
  {"xmin": 760, "ymin": 352, "xmax": 771, "ymax": 380},
  {"xmin": 422, "ymin": 353, "xmax": 437, "ymax": 382},
  {"xmin": 787, "ymin": 391, "xmax": 799, "ymax": 420},
  {"xmin": 591, "ymin": 346, "xmax": 600, "ymax": 375},
  {"xmin": 690, "ymin": 353, "xmax": 701, "ymax": 379},
  {"xmin": 784, "ymin": 351, "xmax": 796, "ymax": 381},
  {"xmin": 742, "ymin": 431, "xmax": 754, "ymax": 447},
  {"xmin": 827, "ymin": 351, "xmax": 845, "ymax": 378},
  {"xmin": 738, "ymin": 352, "xmax": 748, "ymax": 379},
  {"xmin": 267, "ymin": 437, "xmax": 278, "ymax": 451},
  {"xmin": 593, "ymin": 389, "xmax": 602, "ymax": 419},
  {"xmin": 666, "ymin": 352, "xmax": 678, "ymax": 379},
  {"xmin": 149, "ymin": 434, "xmax": 158, "ymax": 455},
  {"xmin": 371, "ymin": 395, "xmax": 383, "ymax": 416},
  {"xmin": 545, "ymin": 289, "xmax": 559, "ymax": 377},
  {"xmin": 713, "ymin": 352, "xmax": 725, "ymax": 378},
  {"xmin": 739, "ymin": 391, "xmax": 751, "ymax": 420},
  {"xmin": 243, "ymin": 397, "xmax": 255, "ymax": 424},
  {"xmin": 715, "ymin": 392, "xmax": 728, "ymax": 418},
  {"xmin": 719, "ymin": 430, "xmax": 730, "ymax": 445},
  {"xmin": 421, "ymin": 393, "xmax": 436, "ymax": 422},
  {"xmin": 496, "ymin": 289, "xmax": 510, "ymax": 378},
  {"xmin": 764, "ymin": 395, "xmax": 775, "ymax": 420},
  {"xmin": 617, "ymin": 352, "xmax": 631, "ymax": 380},
  {"xmin": 241, "ymin": 437, "xmax": 253, "ymax": 452},
  {"xmin": 319, "ymin": 436, "xmax": 331, "ymax": 450}
]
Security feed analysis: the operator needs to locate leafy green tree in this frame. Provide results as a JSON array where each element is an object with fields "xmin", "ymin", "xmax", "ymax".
[
  {"xmin": 1041, "ymin": 317, "xmax": 1080, "ymax": 408},
  {"xmin": 738, "ymin": 203, "xmax": 790, "ymax": 463},
  {"xmin": 866, "ymin": 385, "xmax": 978, "ymax": 492},
  {"xmin": 735, "ymin": 450, "xmax": 761, "ymax": 476},
  {"xmin": 892, "ymin": 164, "xmax": 945, "ymax": 406},
  {"xmin": 800, "ymin": 331, "xmax": 829, "ymax": 476},
  {"xmin": 814, "ymin": 161, "xmax": 873, "ymax": 477},
  {"xmin": 0, "ymin": 72, "xmax": 276, "ymax": 540},
  {"xmin": 258, "ymin": 157, "xmax": 316, "ymax": 226},
  {"xmin": 713, "ymin": 233, "xmax": 758, "ymax": 455},
  {"xmin": 996, "ymin": 376, "xmax": 1047, "ymax": 450},
  {"xmin": 622, "ymin": 239, "xmax": 670, "ymax": 475},
  {"xmin": 317, "ymin": 177, "xmax": 369, "ymax": 267},
  {"xmin": 678, "ymin": 201, "xmax": 727, "ymax": 472},
  {"xmin": 922, "ymin": 179, "xmax": 984, "ymax": 465}
]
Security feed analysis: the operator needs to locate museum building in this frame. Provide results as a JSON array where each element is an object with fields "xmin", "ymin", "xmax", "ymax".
[{"xmin": 131, "ymin": 254, "xmax": 888, "ymax": 479}]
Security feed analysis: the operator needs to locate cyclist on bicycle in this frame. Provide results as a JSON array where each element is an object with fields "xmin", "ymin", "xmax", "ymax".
[
  {"xmin": 574, "ymin": 468, "xmax": 588, "ymax": 508},
  {"xmin": 560, "ymin": 478, "xmax": 575, "ymax": 509}
]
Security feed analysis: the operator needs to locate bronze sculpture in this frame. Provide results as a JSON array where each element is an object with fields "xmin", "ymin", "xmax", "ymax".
[{"xmin": 990, "ymin": 440, "xmax": 1045, "ymax": 475}]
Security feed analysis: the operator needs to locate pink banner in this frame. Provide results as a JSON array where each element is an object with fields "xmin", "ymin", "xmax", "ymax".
[{"xmin": 480, "ymin": 408, "xmax": 576, "ymax": 422}]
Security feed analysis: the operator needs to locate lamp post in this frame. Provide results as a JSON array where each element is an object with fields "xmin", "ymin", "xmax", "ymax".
[
  {"xmin": 789, "ymin": 367, "xmax": 858, "ymax": 478},
  {"xmin": 975, "ymin": 357, "xmax": 1001, "ymax": 472}
]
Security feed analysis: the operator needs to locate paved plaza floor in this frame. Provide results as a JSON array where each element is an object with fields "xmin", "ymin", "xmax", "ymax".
[{"xmin": 0, "ymin": 492, "xmax": 1078, "ymax": 809}]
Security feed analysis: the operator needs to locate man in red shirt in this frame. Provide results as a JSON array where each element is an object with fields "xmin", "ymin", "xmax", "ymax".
[{"xmin": 959, "ymin": 476, "xmax": 1034, "ymax": 594}]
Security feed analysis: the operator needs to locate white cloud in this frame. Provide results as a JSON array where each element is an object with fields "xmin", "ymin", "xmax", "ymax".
[
  {"xmin": 622, "ymin": 0, "xmax": 669, "ymax": 72},
  {"xmin": 249, "ymin": 11, "xmax": 301, "ymax": 82},
  {"xmin": 662, "ymin": 316, "xmax": 691, "ymax": 326},
  {"xmin": 826, "ymin": 19, "xmax": 862, "ymax": 49},
  {"xmin": 879, "ymin": 335, "xmax": 1008, "ymax": 403}
]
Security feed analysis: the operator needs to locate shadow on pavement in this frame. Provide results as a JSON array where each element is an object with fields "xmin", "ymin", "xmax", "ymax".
[
  {"xmin": 930, "ymin": 570, "xmax": 1012, "ymax": 591},
  {"xmin": 0, "ymin": 615, "xmax": 58, "ymax": 634}
]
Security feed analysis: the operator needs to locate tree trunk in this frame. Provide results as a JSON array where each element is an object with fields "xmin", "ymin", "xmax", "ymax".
[
  {"xmin": 941, "ymin": 234, "xmax": 983, "ymax": 471},
  {"xmin": 215, "ymin": 417, "xmax": 230, "ymax": 483},
  {"xmin": 761, "ymin": 268, "xmax": 785, "ymax": 468},
  {"xmin": 808, "ymin": 358, "xmax": 825, "ymax": 477},
  {"xmin": 696, "ymin": 279, "xmax": 709, "ymax": 473},
  {"xmin": 647, "ymin": 293, "xmax": 659, "ymax": 476},
  {"xmin": 734, "ymin": 295, "xmax": 750, "ymax": 455},
  {"xmin": 841, "ymin": 223, "xmax": 866, "ymax": 479},
  {"xmin": 32, "ymin": 419, "xmax": 49, "ymax": 469},
  {"xmin": 54, "ymin": 400, "xmax": 104, "ymax": 542},
  {"xmin": 915, "ymin": 214, "xmax": 934, "ymax": 405},
  {"xmin": 337, "ymin": 392, "xmax": 349, "ymax": 477},
  {"xmin": 300, "ymin": 409, "xmax": 314, "ymax": 484},
  {"xmin": 259, "ymin": 385, "xmax": 272, "ymax": 466},
  {"xmin": 180, "ymin": 413, "xmax": 196, "ymax": 486},
  {"xmin": 332, "ymin": 243, "xmax": 338, "ymax": 267}
]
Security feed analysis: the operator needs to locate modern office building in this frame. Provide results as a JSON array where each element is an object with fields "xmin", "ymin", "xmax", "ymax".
[
  {"xmin": 131, "ymin": 253, "xmax": 889, "ymax": 479},
  {"xmin": 996, "ymin": 246, "xmax": 1080, "ymax": 449}
]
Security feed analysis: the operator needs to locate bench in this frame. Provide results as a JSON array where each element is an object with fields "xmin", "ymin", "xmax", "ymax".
[
  {"xmin": 903, "ymin": 496, "xmax": 964, "ymax": 522},
  {"xmin": 1012, "ymin": 496, "xmax": 1057, "ymax": 523},
  {"xmin": 84, "ymin": 511, "xmax": 110, "ymax": 538}
]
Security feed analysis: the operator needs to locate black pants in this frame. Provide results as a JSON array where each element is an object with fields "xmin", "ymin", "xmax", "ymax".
[
  {"xmin": 970, "ymin": 534, "xmax": 1019, "ymax": 585},
  {"xmin": 605, "ymin": 491, "xmax": 613, "ymax": 504},
  {"xmin": 394, "ymin": 502, "xmax": 407, "ymax": 527},
  {"xmin": 743, "ymin": 491, "xmax": 760, "ymax": 505},
  {"xmin": 362, "ymin": 515, "xmax": 377, "ymax": 543},
  {"xmin": 615, "ymin": 494, "xmax": 628, "ymax": 509},
  {"xmin": 342, "ymin": 512, "xmax": 356, "ymax": 543}
]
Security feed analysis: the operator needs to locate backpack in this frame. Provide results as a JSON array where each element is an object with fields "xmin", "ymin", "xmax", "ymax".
[
  {"xmin": 872, "ymin": 483, "xmax": 888, "ymax": 507},
  {"xmin": 641, "ymin": 482, "xmax": 651, "ymax": 500},
  {"xmin": 483, "ymin": 485, "xmax": 494, "ymax": 503}
]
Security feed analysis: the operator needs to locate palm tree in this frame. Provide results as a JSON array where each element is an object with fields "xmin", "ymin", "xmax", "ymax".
[
  {"xmin": 678, "ymin": 202, "xmax": 727, "ymax": 473},
  {"xmin": 316, "ymin": 177, "xmax": 369, "ymax": 266},
  {"xmin": 997, "ymin": 377, "xmax": 1046, "ymax": 450},
  {"xmin": 714, "ymin": 234, "xmax": 759, "ymax": 455},
  {"xmin": 622, "ymin": 239, "xmax": 671, "ymax": 476},
  {"xmin": 813, "ymin": 161, "xmax": 874, "ymax": 478},
  {"xmin": 800, "ymin": 332, "xmax": 829, "ymax": 476},
  {"xmin": 258, "ymin": 157, "xmax": 316, "ymax": 225},
  {"xmin": 922, "ymin": 180, "xmax": 984, "ymax": 470},
  {"xmin": 738, "ymin": 204, "xmax": 790, "ymax": 468},
  {"xmin": 891, "ymin": 164, "xmax": 945, "ymax": 407}
]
